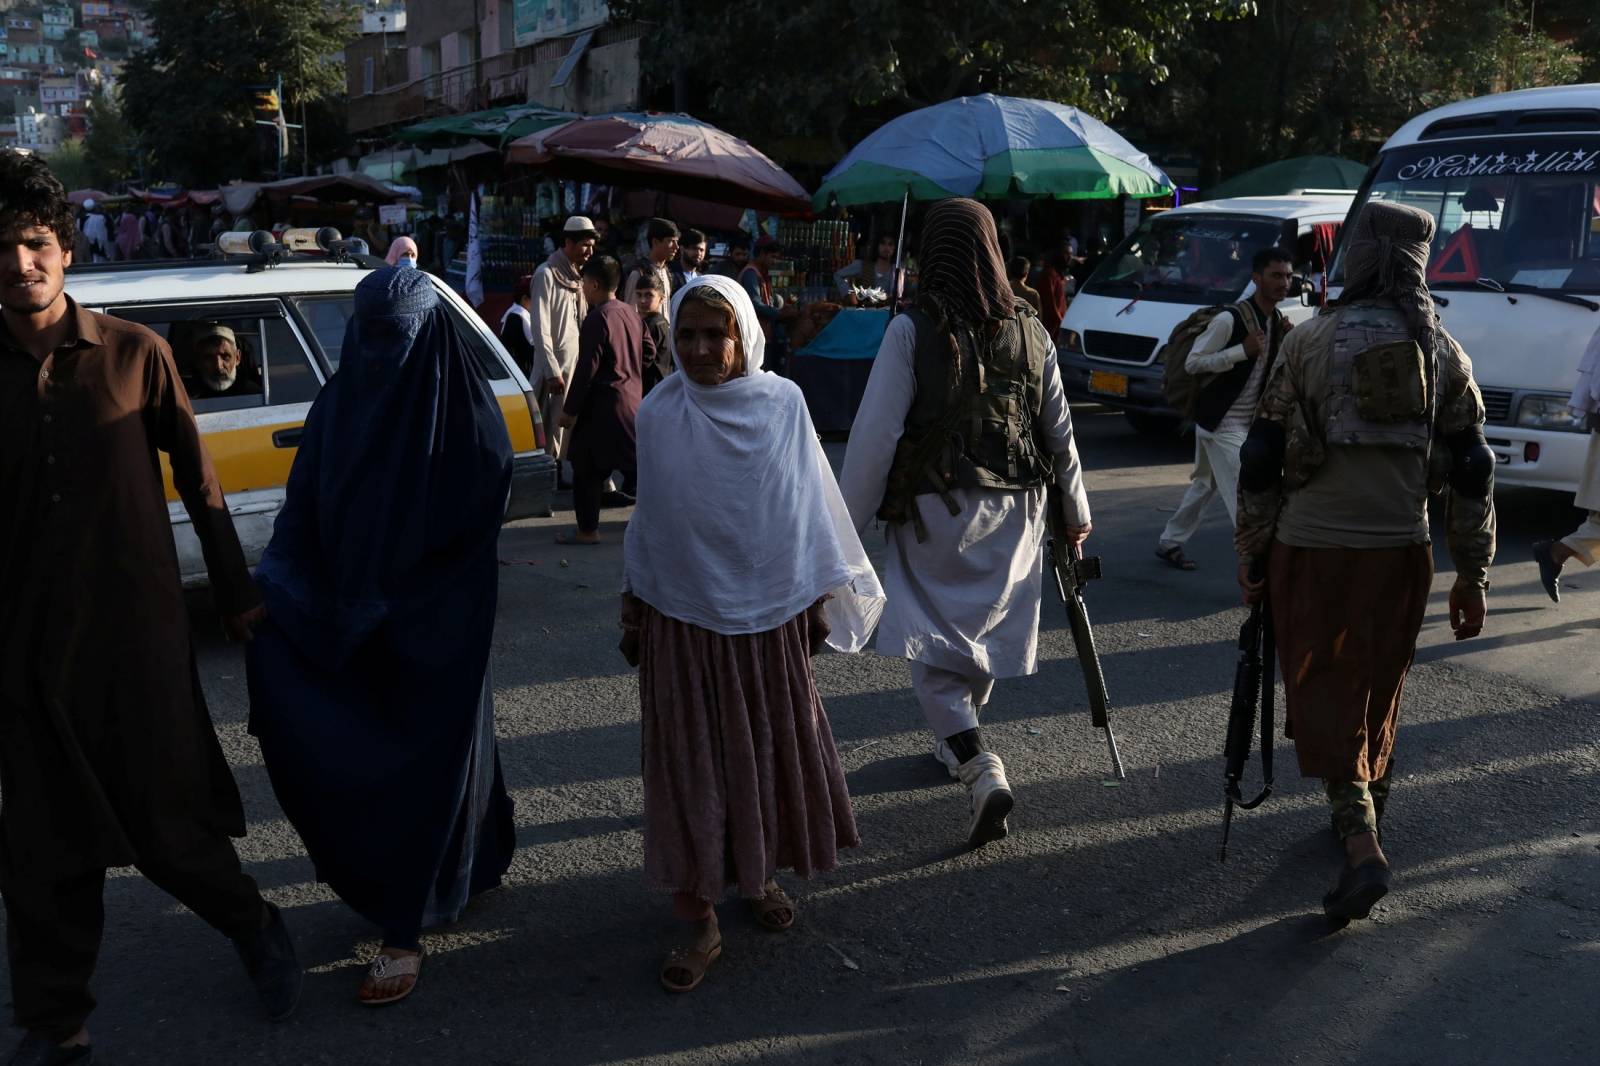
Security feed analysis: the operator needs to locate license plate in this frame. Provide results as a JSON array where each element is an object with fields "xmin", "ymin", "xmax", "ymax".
[{"xmin": 1088, "ymin": 370, "xmax": 1129, "ymax": 398}]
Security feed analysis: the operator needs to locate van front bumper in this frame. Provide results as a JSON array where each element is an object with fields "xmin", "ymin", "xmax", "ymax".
[{"xmin": 1057, "ymin": 349, "xmax": 1179, "ymax": 418}]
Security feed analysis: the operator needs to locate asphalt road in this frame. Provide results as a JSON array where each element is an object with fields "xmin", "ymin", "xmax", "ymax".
[{"xmin": 4, "ymin": 405, "xmax": 1597, "ymax": 1065}]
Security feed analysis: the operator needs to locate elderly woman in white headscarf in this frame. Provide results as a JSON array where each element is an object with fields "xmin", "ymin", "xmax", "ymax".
[{"xmin": 621, "ymin": 274, "xmax": 883, "ymax": 995}]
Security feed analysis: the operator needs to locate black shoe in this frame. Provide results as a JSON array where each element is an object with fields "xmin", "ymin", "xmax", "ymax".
[
  {"xmin": 1323, "ymin": 861, "xmax": 1391, "ymax": 928},
  {"xmin": 6, "ymin": 1034, "xmax": 92, "ymax": 1066},
  {"xmin": 1531, "ymin": 539, "xmax": 1562, "ymax": 603},
  {"xmin": 600, "ymin": 489, "xmax": 636, "ymax": 508},
  {"xmin": 232, "ymin": 902, "xmax": 302, "ymax": 1022}
]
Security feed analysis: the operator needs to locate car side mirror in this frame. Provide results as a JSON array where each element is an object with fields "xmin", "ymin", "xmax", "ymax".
[{"xmin": 1301, "ymin": 287, "xmax": 1325, "ymax": 308}]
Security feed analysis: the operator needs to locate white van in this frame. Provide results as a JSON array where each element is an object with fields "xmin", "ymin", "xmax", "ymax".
[
  {"xmin": 1328, "ymin": 84, "xmax": 1600, "ymax": 493},
  {"xmin": 1057, "ymin": 194, "xmax": 1353, "ymax": 432}
]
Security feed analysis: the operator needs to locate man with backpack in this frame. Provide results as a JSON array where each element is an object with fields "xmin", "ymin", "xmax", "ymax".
[{"xmin": 1154, "ymin": 247, "xmax": 1294, "ymax": 570}]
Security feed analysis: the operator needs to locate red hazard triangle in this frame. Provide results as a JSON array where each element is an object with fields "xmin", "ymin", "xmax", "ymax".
[{"xmin": 1426, "ymin": 225, "xmax": 1480, "ymax": 283}]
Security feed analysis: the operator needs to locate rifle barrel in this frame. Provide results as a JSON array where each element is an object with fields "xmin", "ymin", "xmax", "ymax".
[
  {"xmin": 1104, "ymin": 721, "xmax": 1126, "ymax": 780},
  {"xmin": 1219, "ymin": 796, "xmax": 1236, "ymax": 862}
]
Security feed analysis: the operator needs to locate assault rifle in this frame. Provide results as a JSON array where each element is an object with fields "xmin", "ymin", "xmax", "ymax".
[
  {"xmin": 1045, "ymin": 486, "xmax": 1126, "ymax": 779},
  {"xmin": 1219, "ymin": 562, "xmax": 1275, "ymax": 862}
]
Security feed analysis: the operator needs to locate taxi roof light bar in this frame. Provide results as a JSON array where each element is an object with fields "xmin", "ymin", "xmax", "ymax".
[{"xmin": 211, "ymin": 227, "xmax": 384, "ymax": 271}]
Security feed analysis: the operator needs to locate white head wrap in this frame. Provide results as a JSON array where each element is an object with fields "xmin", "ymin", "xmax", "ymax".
[{"xmin": 622, "ymin": 274, "xmax": 884, "ymax": 646}]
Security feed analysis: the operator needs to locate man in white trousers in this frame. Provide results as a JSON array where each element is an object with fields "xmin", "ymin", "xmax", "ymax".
[
  {"xmin": 1155, "ymin": 248, "xmax": 1294, "ymax": 570},
  {"xmin": 841, "ymin": 198, "xmax": 1092, "ymax": 850}
]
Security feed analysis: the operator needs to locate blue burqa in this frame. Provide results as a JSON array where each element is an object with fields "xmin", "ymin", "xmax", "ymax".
[{"xmin": 246, "ymin": 267, "xmax": 515, "ymax": 943}]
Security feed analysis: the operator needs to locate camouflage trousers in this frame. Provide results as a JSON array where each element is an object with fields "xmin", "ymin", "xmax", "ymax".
[{"xmin": 1324, "ymin": 767, "xmax": 1393, "ymax": 839}]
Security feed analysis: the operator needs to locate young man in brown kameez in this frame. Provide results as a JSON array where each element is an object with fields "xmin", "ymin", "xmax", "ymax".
[
  {"xmin": 1235, "ymin": 201, "xmax": 1495, "ymax": 927},
  {"xmin": 0, "ymin": 151, "xmax": 300, "ymax": 1065}
]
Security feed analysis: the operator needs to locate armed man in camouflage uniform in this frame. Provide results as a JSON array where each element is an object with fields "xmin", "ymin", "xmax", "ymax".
[{"xmin": 1234, "ymin": 201, "xmax": 1495, "ymax": 926}]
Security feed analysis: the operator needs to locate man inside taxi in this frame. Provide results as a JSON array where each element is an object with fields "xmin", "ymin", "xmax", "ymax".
[{"xmin": 187, "ymin": 323, "xmax": 262, "ymax": 401}]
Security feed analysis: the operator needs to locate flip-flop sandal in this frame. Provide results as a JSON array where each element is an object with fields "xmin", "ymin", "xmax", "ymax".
[
  {"xmin": 1155, "ymin": 545, "xmax": 1198, "ymax": 571},
  {"xmin": 751, "ymin": 885, "xmax": 796, "ymax": 932},
  {"xmin": 660, "ymin": 940, "xmax": 722, "ymax": 993},
  {"xmin": 554, "ymin": 531, "xmax": 602, "ymax": 546},
  {"xmin": 359, "ymin": 951, "xmax": 423, "ymax": 1006}
]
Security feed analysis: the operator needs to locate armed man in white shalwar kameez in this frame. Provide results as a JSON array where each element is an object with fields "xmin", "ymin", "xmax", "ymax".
[{"xmin": 840, "ymin": 198, "xmax": 1092, "ymax": 848}]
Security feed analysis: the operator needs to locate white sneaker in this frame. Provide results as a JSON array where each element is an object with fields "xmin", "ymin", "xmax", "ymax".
[
  {"xmin": 932, "ymin": 739, "xmax": 961, "ymax": 779},
  {"xmin": 957, "ymin": 752, "xmax": 1013, "ymax": 848}
]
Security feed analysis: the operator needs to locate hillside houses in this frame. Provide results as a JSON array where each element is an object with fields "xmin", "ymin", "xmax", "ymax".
[{"xmin": 2, "ymin": 1, "xmax": 142, "ymax": 156}]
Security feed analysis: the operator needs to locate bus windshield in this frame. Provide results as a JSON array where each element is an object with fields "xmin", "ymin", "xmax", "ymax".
[
  {"xmin": 1079, "ymin": 213, "xmax": 1293, "ymax": 305},
  {"xmin": 1331, "ymin": 136, "xmax": 1600, "ymax": 294}
]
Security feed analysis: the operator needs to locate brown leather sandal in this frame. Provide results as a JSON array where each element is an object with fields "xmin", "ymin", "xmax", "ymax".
[
  {"xmin": 660, "ymin": 940, "xmax": 722, "ymax": 993},
  {"xmin": 358, "ymin": 949, "xmax": 423, "ymax": 1006},
  {"xmin": 750, "ymin": 884, "xmax": 796, "ymax": 932}
]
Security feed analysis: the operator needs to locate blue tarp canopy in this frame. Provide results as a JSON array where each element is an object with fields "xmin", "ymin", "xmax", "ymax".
[{"xmin": 796, "ymin": 309, "xmax": 890, "ymax": 360}]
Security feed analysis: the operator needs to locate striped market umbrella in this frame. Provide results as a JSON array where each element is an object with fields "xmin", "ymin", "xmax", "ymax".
[{"xmin": 814, "ymin": 94, "xmax": 1173, "ymax": 210}]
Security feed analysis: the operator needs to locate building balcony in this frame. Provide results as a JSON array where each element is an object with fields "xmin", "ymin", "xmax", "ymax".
[{"xmin": 347, "ymin": 51, "xmax": 524, "ymax": 135}]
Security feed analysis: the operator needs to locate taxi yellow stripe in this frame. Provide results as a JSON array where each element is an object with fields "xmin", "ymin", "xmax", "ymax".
[
  {"xmin": 498, "ymin": 393, "xmax": 538, "ymax": 454},
  {"xmin": 163, "ymin": 422, "xmax": 301, "ymax": 501},
  {"xmin": 165, "ymin": 398, "xmax": 540, "ymax": 501}
]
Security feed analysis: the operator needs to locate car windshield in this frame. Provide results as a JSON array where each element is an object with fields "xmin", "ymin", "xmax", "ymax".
[
  {"xmin": 1079, "ymin": 213, "xmax": 1291, "ymax": 304},
  {"xmin": 1330, "ymin": 136, "xmax": 1600, "ymax": 294}
]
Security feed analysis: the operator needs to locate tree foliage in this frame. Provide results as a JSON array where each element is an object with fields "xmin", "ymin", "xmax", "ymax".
[
  {"xmin": 119, "ymin": 0, "xmax": 358, "ymax": 185},
  {"xmin": 612, "ymin": 0, "xmax": 1253, "ymax": 152},
  {"xmin": 619, "ymin": 0, "xmax": 1593, "ymax": 186},
  {"xmin": 46, "ymin": 140, "xmax": 95, "ymax": 192},
  {"xmin": 1132, "ymin": 0, "xmax": 1588, "ymax": 183},
  {"xmin": 82, "ymin": 89, "xmax": 140, "ymax": 188}
]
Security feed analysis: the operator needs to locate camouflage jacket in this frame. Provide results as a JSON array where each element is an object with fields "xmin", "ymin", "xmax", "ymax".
[{"xmin": 1234, "ymin": 302, "xmax": 1496, "ymax": 588}]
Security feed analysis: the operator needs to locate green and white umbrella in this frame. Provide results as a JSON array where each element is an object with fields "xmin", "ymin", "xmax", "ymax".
[{"xmin": 814, "ymin": 94, "xmax": 1173, "ymax": 210}]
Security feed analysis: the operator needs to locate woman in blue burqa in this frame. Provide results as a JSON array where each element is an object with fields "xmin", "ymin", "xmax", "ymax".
[{"xmin": 246, "ymin": 266, "xmax": 516, "ymax": 1006}]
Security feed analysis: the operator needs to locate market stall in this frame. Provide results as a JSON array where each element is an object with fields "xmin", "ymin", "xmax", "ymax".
[
  {"xmin": 804, "ymin": 93, "xmax": 1174, "ymax": 427},
  {"xmin": 788, "ymin": 308, "xmax": 889, "ymax": 433}
]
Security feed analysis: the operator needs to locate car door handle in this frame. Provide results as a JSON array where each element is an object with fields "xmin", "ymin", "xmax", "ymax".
[{"xmin": 271, "ymin": 427, "xmax": 304, "ymax": 449}]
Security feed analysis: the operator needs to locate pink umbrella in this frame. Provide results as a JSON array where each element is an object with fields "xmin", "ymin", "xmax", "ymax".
[
  {"xmin": 68, "ymin": 189, "xmax": 113, "ymax": 206},
  {"xmin": 506, "ymin": 112, "xmax": 809, "ymax": 213}
]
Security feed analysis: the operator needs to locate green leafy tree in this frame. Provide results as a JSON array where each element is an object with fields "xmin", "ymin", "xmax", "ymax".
[
  {"xmin": 1136, "ymin": 0, "xmax": 1588, "ymax": 187},
  {"xmin": 120, "ymin": 0, "xmax": 359, "ymax": 185},
  {"xmin": 83, "ymin": 88, "xmax": 140, "ymax": 188},
  {"xmin": 47, "ymin": 140, "xmax": 96, "ymax": 192},
  {"xmin": 611, "ymin": 0, "xmax": 1254, "ymax": 153}
]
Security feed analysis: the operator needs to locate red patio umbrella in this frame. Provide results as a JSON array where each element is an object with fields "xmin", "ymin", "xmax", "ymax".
[{"xmin": 506, "ymin": 112, "xmax": 809, "ymax": 214}]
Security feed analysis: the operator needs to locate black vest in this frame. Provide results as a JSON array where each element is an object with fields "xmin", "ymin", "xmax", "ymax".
[
  {"xmin": 1193, "ymin": 301, "xmax": 1288, "ymax": 433},
  {"xmin": 877, "ymin": 307, "xmax": 1049, "ymax": 535}
]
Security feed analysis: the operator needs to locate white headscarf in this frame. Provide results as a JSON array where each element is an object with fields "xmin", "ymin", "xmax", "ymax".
[{"xmin": 622, "ymin": 274, "xmax": 884, "ymax": 648}]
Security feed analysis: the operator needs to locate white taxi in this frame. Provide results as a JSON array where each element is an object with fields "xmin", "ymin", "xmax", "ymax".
[{"xmin": 66, "ymin": 231, "xmax": 555, "ymax": 585}]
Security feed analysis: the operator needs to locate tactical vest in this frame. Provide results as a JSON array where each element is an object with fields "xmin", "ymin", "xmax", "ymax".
[
  {"xmin": 1324, "ymin": 300, "xmax": 1433, "ymax": 451},
  {"xmin": 877, "ymin": 307, "xmax": 1049, "ymax": 538}
]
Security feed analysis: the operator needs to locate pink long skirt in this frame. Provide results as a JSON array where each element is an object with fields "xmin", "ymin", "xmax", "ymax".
[{"xmin": 638, "ymin": 602, "xmax": 859, "ymax": 904}]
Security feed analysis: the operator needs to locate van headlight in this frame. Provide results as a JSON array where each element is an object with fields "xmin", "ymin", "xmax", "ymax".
[
  {"xmin": 1516, "ymin": 394, "xmax": 1587, "ymax": 431},
  {"xmin": 1059, "ymin": 329, "xmax": 1083, "ymax": 354}
]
